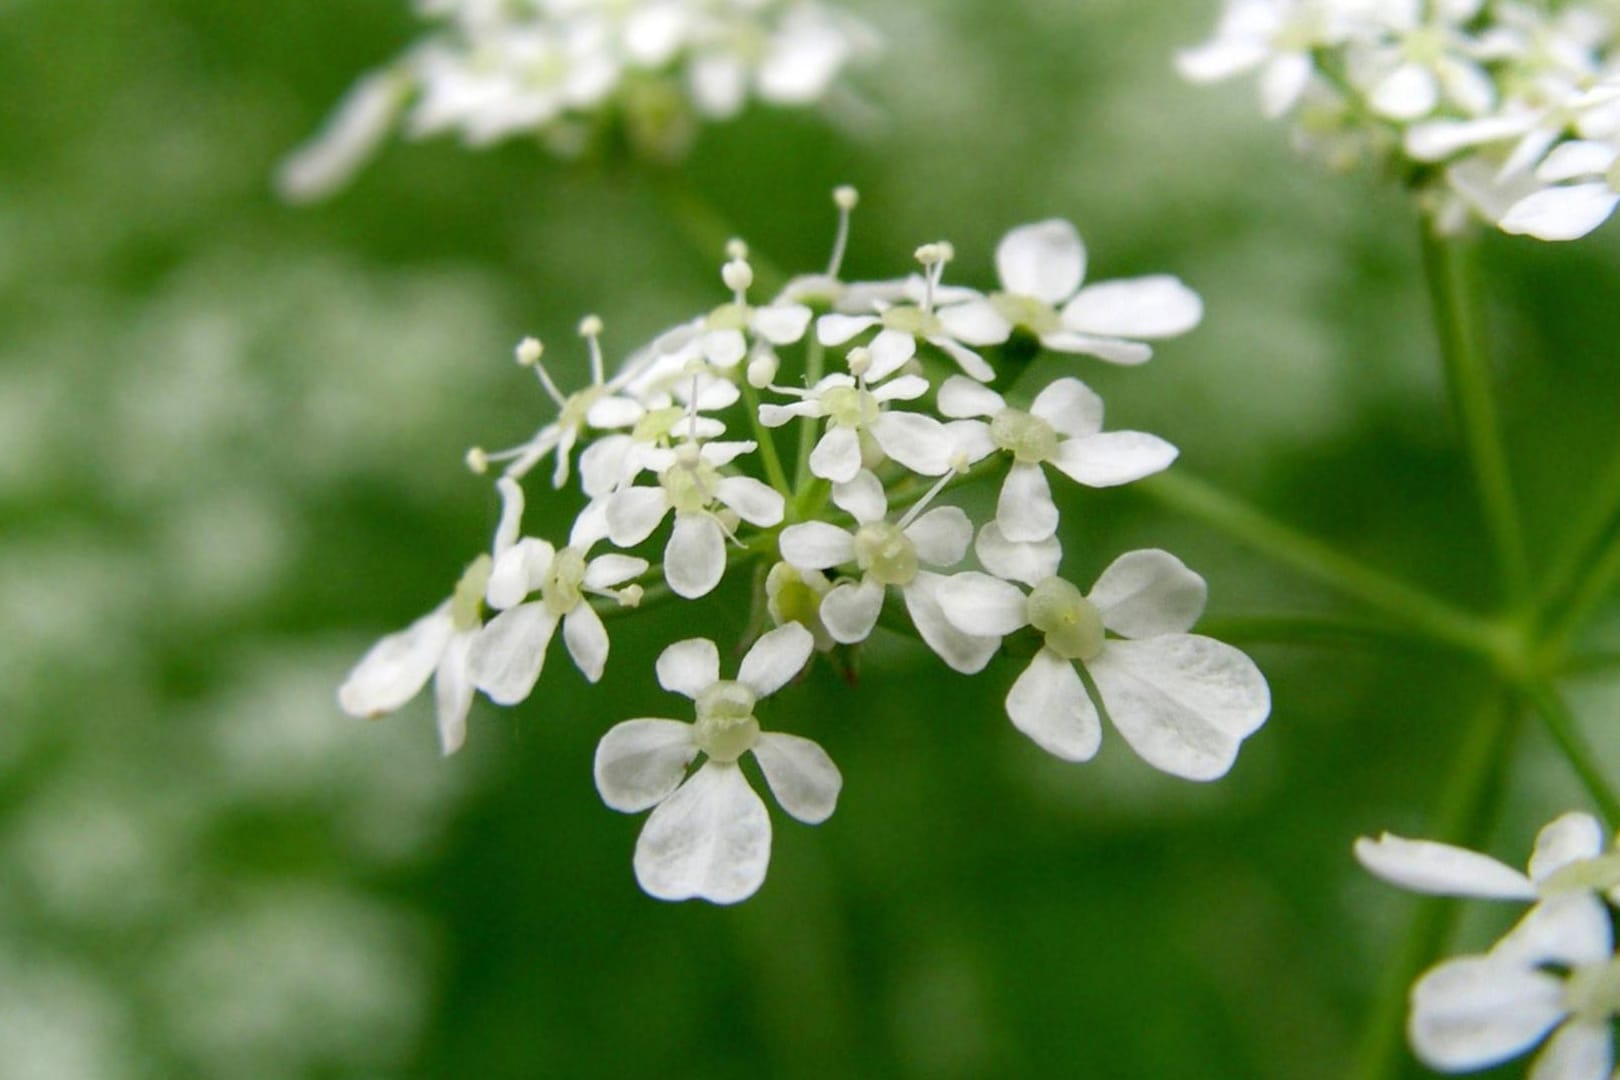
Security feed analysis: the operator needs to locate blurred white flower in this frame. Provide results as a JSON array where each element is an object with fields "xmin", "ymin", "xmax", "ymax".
[{"xmin": 593, "ymin": 623, "xmax": 837, "ymax": 903}]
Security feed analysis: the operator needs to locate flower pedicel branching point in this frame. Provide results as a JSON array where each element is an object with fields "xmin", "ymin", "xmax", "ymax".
[{"xmin": 335, "ymin": 187, "xmax": 1273, "ymax": 901}]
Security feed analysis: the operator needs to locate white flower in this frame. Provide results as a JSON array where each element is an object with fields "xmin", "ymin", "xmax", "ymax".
[
  {"xmin": 1501, "ymin": 138, "xmax": 1620, "ymax": 240},
  {"xmin": 936, "ymin": 220, "xmax": 1204, "ymax": 365},
  {"xmin": 1407, "ymin": 892, "xmax": 1618, "ymax": 1077},
  {"xmin": 592, "ymin": 623, "xmax": 839, "ymax": 904},
  {"xmin": 469, "ymin": 320, "xmax": 650, "ymax": 488},
  {"xmin": 776, "ymin": 469, "xmax": 997, "ymax": 673},
  {"xmin": 1355, "ymin": 810, "xmax": 1620, "ymax": 903},
  {"xmin": 465, "ymin": 499, "xmax": 648, "ymax": 706},
  {"xmin": 765, "ymin": 561, "xmax": 836, "ymax": 651},
  {"xmin": 937, "ymin": 375, "xmax": 1178, "ymax": 543},
  {"xmin": 816, "ymin": 243, "xmax": 997, "ymax": 382},
  {"xmin": 757, "ymin": 358, "xmax": 949, "ymax": 482},
  {"xmin": 335, "ymin": 474, "xmax": 530, "ymax": 753},
  {"xmin": 1354, "ymin": 0, "xmax": 1500, "ymax": 122},
  {"xmin": 1176, "ymin": 0, "xmax": 1361, "ymax": 119},
  {"xmin": 604, "ymin": 435, "xmax": 784, "ymax": 598},
  {"xmin": 673, "ymin": 250, "xmax": 814, "ymax": 368},
  {"xmin": 937, "ymin": 547, "xmax": 1271, "ymax": 780}
]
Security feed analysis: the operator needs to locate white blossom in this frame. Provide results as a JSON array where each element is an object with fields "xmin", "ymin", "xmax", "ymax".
[
  {"xmin": 776, "ymin": 469, "xmax": 997, "ymax": 673},
  {"xmin": 1176, "ymin": 0, "xmax": 1366, "ymax": 119},
  {"xmin": 937, "ymin": 375, "xmax": 1178, "ymax": 543},
  {"xmin": 592, "ymin": 623, "xmax": 839, "ymax": 903},
  {"xmin": 938, "ymin": 547, "xmax": 1271, "ymax": 780},
  {"xmin": 1501, "ymin": 137, "xmax": 1620, "ymax": 240},
  {"xmin": 938, "ymin": 220, "xmax": 1205, "ymax": 365}
]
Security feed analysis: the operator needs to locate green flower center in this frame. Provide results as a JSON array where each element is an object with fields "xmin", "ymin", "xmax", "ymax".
[
  {"xmin": 559, "ymin": 386, "xmax": 604, "ymax": 431},
  {"xmin": 990, "ymin": 408, "xmax": 1060, "ymax": 464},
  {"xmin": 660, "ymin": 456, "xmax": 720, "ymax": 515},
  {"xmin": 768, "ymin": 564, "xmax": 825, "ymax": 629},
  {"xmin": 822, "ymin": 385, "xmax": 880, "ymax": 429},
  {"xmin": 706, "ymin": 302, "xmax": 751, "ymax": 331},
  {"xmin": 1565, "ymin": 957, "xmax": 1620, "ymax": 1025},
  {"xmin": 633, "ymin": 405, "xmax": 685, "ymax": 443},
  {"xmin": 854, "ymin": 522, "xmax": 918, "ymax": 587},
  {"xmin": 541, "ymin": 547, "xmax": 588, "ymax": 616},
  {"xmin": 1539, "ymin": 853, "xmax": 1620, "ymax": 897},
  {"xmin": 1028, "ymin": 577, "xmax": 1105, "ymax": 661},
  {"xmin": 881, "ymin": 306, "xmax": 943, "ymax": 337},
  {"xmin": 990, "ymin": 292, "xmax": 1061, "ymax": 335},
  {"xmin": 694, "ymin": 680, "xmax": 760, "ymax": 763},
  {"xmin": 450, "ymin": 554, "xmax": 494, "ymax": 632}
]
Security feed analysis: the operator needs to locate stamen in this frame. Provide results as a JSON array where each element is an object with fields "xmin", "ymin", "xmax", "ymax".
[
  {"xmin": 827, "ymin": 184, "xmax": 859, "ymax": 278},
  {"xmin": 465, "ymin": 446, "xmax": 490, "ymax": 474},
  {"xmin": 846, "ymin": 346, "xmax": 872, "ymax": 379},
  {"xmin": 896, "ymin": 470, "xmax": 956, "ymax": 530},
  {"xmin": 726, "ymin": 237, "xmax": 749, "ymax": 261},
  {"xmin": 722, "ymin": 257, "xmax": 754, "ymax": 305},
  {"xmin": 578, "ymin": 315, "xmax": 606, "ymax": 386}
]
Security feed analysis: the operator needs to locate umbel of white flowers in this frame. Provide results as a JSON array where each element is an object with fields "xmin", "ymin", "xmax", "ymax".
[
  {"xmin": 1179, "ymin": 0, "xmax": 1620, "ymax": 240},
  {"xmin": 338, "ymin": 191, "xmax": 1273, "ymax": 902},
  {"xmin": 1357, "ymin": 811, "xmax": 1620, "ymax": 1076},
  {"xmin": 277, "ymin": 0, "xmax": 879, "ymax": 201}
]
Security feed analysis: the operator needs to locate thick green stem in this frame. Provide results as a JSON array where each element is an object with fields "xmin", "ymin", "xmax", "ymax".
[
  {"xmin": 1418, "ymin": 223, "xmax": 1530, "ymax": 607},
  {"xmin": 1348, "ymin": 694, "xmax": 1519, "ymax": 1080},
  {"xmin": 1541, "ymin": 531, "xmax": 1620, "ymax": 662},
  {"xmin": 1520, "ymin": 682, "xmax": 1620, "ymax": 830},
  {"xmin": 1136, "ymin": 471, "xmax": 1498, "ymax": 660},
  {"xmin": 1537, "ymin": 444, "xmax": 1620, "ymax": 627}
]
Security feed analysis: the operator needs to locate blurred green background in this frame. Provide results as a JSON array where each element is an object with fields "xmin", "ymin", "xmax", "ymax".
[{"xmin": 4, "ymin": 0, "xmax": 1620, "ymax": 1076}]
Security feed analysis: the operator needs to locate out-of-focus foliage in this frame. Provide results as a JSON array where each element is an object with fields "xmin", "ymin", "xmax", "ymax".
[{"xmin": 3, "ymin": 0, "xmax": 1620, "ymax": 1076}]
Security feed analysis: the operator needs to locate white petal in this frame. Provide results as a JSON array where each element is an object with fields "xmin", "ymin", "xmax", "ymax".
[
  {"xmin": 594, "ymin": 718, "xmax": 696, "ymax": 813},
  {"xmin": 665, "ymin": 514, "xmax": 727, "ymax": 599},
  {"xmin": 494, "ymin": 476, "xmax": 526, "ymax": 555},
  {"xmin": 1259, "ymin": 51, "xmax": 1312, "ymax": 119},
  {"xmin": 1530, "ymin": 812, "xmax": 1606, "ymax": 883},
  {"xmin": 1038, "ymin": 331, "xmax": 1153, "ymax": 365},
  {"xmin": 1088, "ymin": 635, "xmax": 1271, "ymax": 780},
  {"xmin": 466, "ymin": 602, "xmax": 560, "ymax": 707},
  {"xmin": 703, "ymin": 328, "xmax": 747, "ymax": 368},
  {"xmin": 338, "ymin": 607, "xmax": 453, "ymax": 718},
  {"xmin": 937, "ymin": 571, "xmax": 1030, "ymax": 637},
  {"xmin": 871, "ymin": 412, "xmax": 953, "ymax": 476},
  {"xmin": 1438, "ymin": 58, "xmax": 1494, "ymax": 117},
  {"xmin": 699, "ymin": 440, "xmax": 757, "ymax": 468},
  {"xmin": 752, "ymin": 732, "xmax": 842, "ymax": 824},
  {"xmin": 1410, "ymin": 956, "xmax": 1566, "ymax": 1072},
  {"xmin": 487, "ymin": 538, "xmax": 553, "ymax": 611},
  {"xmin": 831, "ymin": 469, "xmax": 888, "ymax": 524},
  {"xmin": 867, "ymin": 328, "xmax": 918, "ymax": 381},
  {"xmin": 568, "ymin": 500, "xmax": 612, "ymax": 550},
  {"xmin": 606, "ymin": 487, "xmax": 672, "ymax": 547},
  {"xmin": 752, "ymin": 303, "xmax": 812, "ymax": 345},
  {"xmin": 817, "ymin": 313, "xmax": 879, "ymax": 346},
  {"xmin": 927, "ymin": 335, "xmax": 996, "ymax": 382},
  {"xmin": 778, "ymin": 522, "xmax": 856, "ymax": 570},
  {"xmin": 996, "ymin": 219, "xmax": 1086, "ymax": 304},
  {"xmin": 562, "ymin": 603, "xmax": 610, "ymax": 683},
  {"xmin": 1406, "ymin": 115, "xmax": 1534, "ymax": 163},
  {"xmin": 976, "ymin": 521, "xmax": 1062, "ymax": 588},
  {"xmin": 1537, "ymin": 141, "xmax": 1620, "ymax": 183},
  {"xmin": 716, "ymin": 476, "xmax": 785, "ymax": 527},
  {"xmin": 633, "ymin": 762, "xmax": 771, "ymax": 905},
  {"xmin": 1371, "ymin": 62, "xmax": 1440, "ymax": 121},
  {"xmin": 1029, "ymin": 377, "xmax": 1104, "ymax": 438},
  {"xmin": 903, "ymin": 572, "xmax": 1001, "ymax": 675},
  {"xmin": 1088, "ymin": 549, "xmax": 1208, "ymax": 638},
  {"xmin": 943, "ymin": 419, "xmax": 997, "ymax": 464},
  {"xmin": 820, "ymin": 578, "xmax": 884, "ymax": 644},
  {"xmin": 937, "ymin": 299, "xmax": 1013, "ymax": 346},
  {"xmin": 586, "ymin": 395, "xmax": 644, "ymax": 430},
  {"xmin": 1501, "ymin": 183, "xmax": 1620, "ymax": 242},
  {"xmin": 1175, "ymin": 37, "xmax": 1267, "ymax": 84},
  {"xmin": 737, "ymin": 622, "xmax": 814, "ymax": 698},
  {"xmin": 656, "ymin": 637, "xmax": 720, "ymax": 698},
  {"xmin": 997, "ymin": 462, "xmax": 1059, "ymax": 543},
  {"xmin": 904, "ymin": 506, "xmax": 973, "ymax": 567},
  {"xmin": 1530, "ymin": 1020, "xmax": 1612, "ymax": 1080},
  {"xmin": 937, "ymin": 375, "xmax": 1006, "ymax": 419},
  {"xmin": 1052, "ymin": 431, "xmax": 1178, "ymax": 488},
  {"xmin": 1007, "ymin": 649, "xmax": 1100, "ymax": 761},
  {"xmin": 583, "ymin": 554, "xmax": 647, "ymax": 590},
  {"xmin": 1061, "ymin": 276, "xmax": 1203, "ymax": 339},
  {"xmin": 810, "ymin": 425, "xmax": 863, "ymax": 483},
  {"xmin": 760, "ymin": 400, "xmax": 823, "ymax": 428},
  {"xmin": 1352, "ymin": 835, "xmax": 1536, "ymax": 900},
  {"xmin": 432, "ymin": 630, "xmax": 477, "ymax": 756},
  {"xmin": 871, "ymin": 373, "xmax": 930, "ymax": 403},
  {"xmin": 580, "ymin": 435, "xmax": 635, "ymax": 498},
  {"xmin": 275, "ymin": 70, "xmax": 405, "ymax": 203},
  {"xmin": 1494, "ymin": 893, "xmax": 1614, "ymax": 969}
]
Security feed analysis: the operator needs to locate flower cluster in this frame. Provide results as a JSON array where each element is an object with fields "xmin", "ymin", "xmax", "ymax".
[
  {"xmin": 1358, "ymin": 812, "xmax": 1620, "ymax": 1076},
  {"xmin": 1178, "ymin": 0, "xmax": 1620, "ymax": 240},
  {"xmin": 338, "ymin": 190, "xmax": 1272, "ymax": 903},
  {"xmin": 277, "ymin": 0, "xmax": 878, "ymax": 201}
]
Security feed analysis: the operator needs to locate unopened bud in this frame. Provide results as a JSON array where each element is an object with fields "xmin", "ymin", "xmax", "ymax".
[
  {"xmin": 515, "ymin": 337, "xmax": 543, "ymax": 366},
  {"xmin": 833, "ymin": 185, "xmax": 858, "ymax": 210},
  {"xmin": 746, "ymin": 350, "xmax": 779, "ymax": 389}
]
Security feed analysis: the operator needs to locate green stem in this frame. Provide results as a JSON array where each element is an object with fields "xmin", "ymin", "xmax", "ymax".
[
  {"xmin": 1541, "ymin": 530, "xmax": 1620, "ymax": 662},
  {"xmin": 1537, "ymin": 444, "xmax": 1620, "ymax": 626},
  {"xmin": 1418, "ymin": 222, "xmax": 1530, "ymax": 607},
  {"xmin": 1563, "ymin": 651, "xmax": 1620, "ymax": 676},
  {"xmin": 1348, "ymin": 694, "xmax": 1519, "ymax": 1080},
  {"xmin": 794, "ymin": 337, "xmax": 826, "ymax": 492},
  {"xmin": 740, "ymin": 379, "xmax": 791, "ymax": 496},
  {"xmin": 1520, "ymin": 682, "xmax": 1620, "ymax": 829},
  {"xmin": 1137, "ymin": 471, "xmax": 1499, "ymax": 660}
]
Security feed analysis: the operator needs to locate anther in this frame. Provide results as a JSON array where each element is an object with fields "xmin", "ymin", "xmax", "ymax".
[
  {"xmin": 833, "ymin": 185, "xmax": 859, "ymax": 211},
  {"xmin": 746, "ymin": 349, "xmax": 779, "ymax": 389},
  {"xmin": 465, "ymin": 446, "xmax": 490, "ymax": 474},
  {"xmin": 846, "ymin": 346, "xmax": 872, "ymax": 378},
  {"xmin": 726, "ymin": 237, "xmax": 749, "ymax": 261},
  {"xmin": 515, "ymin": 337, "xmax": 543, "ymax": 366}
]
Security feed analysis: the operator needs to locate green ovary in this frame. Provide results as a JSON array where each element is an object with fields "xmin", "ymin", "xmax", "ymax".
[
  {"xmin": 694, "ymin": 680, "xmax": 760, "ymax": 763},
  {"xmin": 661, "ymin": 459, "xmax": 720, "ymax": 514},
  {"xmin": 990, "ymin": 292, "xmax": 1060, "ymax": 335},
  {"xmin": 633, "ymin": 405, "xmax": 685, "ymax": 443},
  {"xmin": 1565, "ymin": 957, "xmax": 1620, "ymax": 1025},
  {"xmin": 990, "ymin": 408, "xmax": 1059, "ymax": 464},
  {"xmin": 451, "ymin": 554, "xmax": 494, "ymax": 632},
  {"xmin": 881, "ymin": 306, "xmax": 942, "ymax": 336},
  {"xmin": 706, "ymin": 302, "xmax": 750, "ymax": 331},
  {"xmin": 853, "ymin": 522, "xmax": 918, "ymax": 587},
  {"xmin": 821, "ymin": 385, "xmax": 879, "ymax": 429},
  {"xmin": 1027, "ymin": 578, "xmax": 1105, "ymax": 661},
  {"xmin": 541, "ymin": 547, "xmax": 588, "ymax": 616}
]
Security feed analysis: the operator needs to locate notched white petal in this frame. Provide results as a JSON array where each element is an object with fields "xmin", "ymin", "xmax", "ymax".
[
  {"xmin": 738, "ymin": 622, "xmax": 814, "ymax": 698},
  {"xmin": 753, "ymin": 732, "xmax": 842, "ymax": 824},
  {"xmin": 656, "ymin": 637, "xmax": 721, "ymax": 698},
  {"xmin": 1088, "ymin": 549, "xmax": 1208, "ymax": 638},
  {"xmin": 1007, "ymin": 649, "xmax": 1100, "ymax": 762},
  {"xmin": 595, "ymin": 718, "xmax": 697, "ymax": 813},
  {"xmin": 338, "ymin": 606, "xmax": 454, "ymax": 718},
  {"xmin": 633, "ymin": 762, "xmax": 772, "ymax": 904}
]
